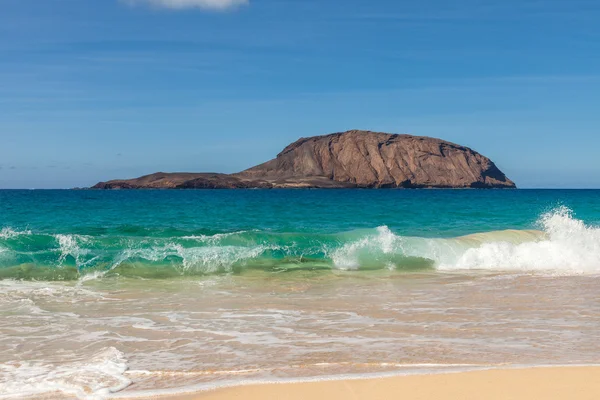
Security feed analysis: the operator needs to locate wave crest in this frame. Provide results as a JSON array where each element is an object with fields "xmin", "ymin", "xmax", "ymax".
[
  {"xmin": 0, "ymin": 207, "xmax": 599, "ymax": 279},
  {"xmin": 439, "ymin": 206, "xmax": 600, "ymax": 273}
]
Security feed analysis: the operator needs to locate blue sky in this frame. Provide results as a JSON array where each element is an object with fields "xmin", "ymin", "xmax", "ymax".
[{"xmin": 1, "ymin": 0, "xmax": 600, "ymax": 188}]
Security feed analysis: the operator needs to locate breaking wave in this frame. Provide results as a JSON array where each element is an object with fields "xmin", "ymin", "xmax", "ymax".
[
  {"xmin": 0, "ymin": 207, "xmax": 599, "ymax": 280},
  {"xmin": 334, "ymin": 206, "xmax": 600, "ymax": 274}
]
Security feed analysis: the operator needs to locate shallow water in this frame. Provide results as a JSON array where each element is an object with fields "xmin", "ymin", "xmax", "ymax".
[
  {"xmin": 2, "ymin": 272, "xmax": 599, "ymax": 399},
  {"xmin": 1, "ymin": 190, "xmax": 600, "ymax": 398}
]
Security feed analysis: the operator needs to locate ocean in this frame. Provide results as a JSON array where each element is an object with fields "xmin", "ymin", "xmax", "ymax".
[{"xmin": 1, "ymin": 189, "xmax": 599, "ymax": 399}]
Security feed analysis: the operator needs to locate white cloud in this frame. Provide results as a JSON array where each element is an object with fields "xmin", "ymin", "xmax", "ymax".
[{"xmin": 125, "ymin": 0, "xmax": 249, "ymax": 11}]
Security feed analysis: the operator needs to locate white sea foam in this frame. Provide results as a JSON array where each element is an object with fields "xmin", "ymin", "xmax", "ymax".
[
  {"xmin": 181, "ymin": 230, "xmax": 253, "ymax": 243},
  {"xmin": 175, "ymin": 244, "xmax": 274, "ymax": 272},
  {"xmin": 107, "ymin": 242, "xmax": 276, "ymax": 274},
  {"xmin": 0, "ymin": 280, "xmax": 109, "ymax": 303},
  {"xmin": 0, "ymin": 347, "xmax": 130, "ymax": 400},
  {"xmin": 439, "ymin": 207, "xmax": 600, "ymax": 273},
  {"xmin": 331, "ymin": 226, "xmax": 399, "ymax": 269},
  {"xmin": 0, "ymin": 227, "xmax": 32, "ymax": 239},
  {"xmin": 78, "ymin": 269, "xmax": 109, "ymax": 283},
  {"xmin": 55, "ymin": 234, "xmax": 91, "ymax": 268},
  {"xmin": 332, "ymin": 207, "xmax": 600, "ymax": 274}
]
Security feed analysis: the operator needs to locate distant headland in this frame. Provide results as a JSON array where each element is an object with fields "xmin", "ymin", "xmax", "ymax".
[{"xmin": 92, "ymin": 130, "xmax": 516, "ymax": 189}]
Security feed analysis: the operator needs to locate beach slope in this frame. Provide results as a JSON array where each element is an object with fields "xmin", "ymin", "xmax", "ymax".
[{"xmin": 149, "ymin": 367, "xmax": 600, "ymax": 400}]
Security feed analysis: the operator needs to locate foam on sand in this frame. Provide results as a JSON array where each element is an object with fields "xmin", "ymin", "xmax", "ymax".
[{"xmin": 0, "ymin": 347, "xmax": 130, "ymax": 400}]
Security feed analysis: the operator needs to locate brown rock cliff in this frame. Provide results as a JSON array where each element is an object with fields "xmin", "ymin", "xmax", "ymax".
[{"xmin": 92, "ymin": 130, "xmax": 515, "ymax": 189}]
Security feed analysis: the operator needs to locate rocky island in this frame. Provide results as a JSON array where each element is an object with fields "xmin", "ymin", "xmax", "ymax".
[{"xmin": 92, "ymin": 130, "xmax": 516, "ymax": 189}]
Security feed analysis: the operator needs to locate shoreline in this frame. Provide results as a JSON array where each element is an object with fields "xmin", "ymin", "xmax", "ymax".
[{"xmin": 126, "ymin": 366, "xmax": 600, "ymax": 400}]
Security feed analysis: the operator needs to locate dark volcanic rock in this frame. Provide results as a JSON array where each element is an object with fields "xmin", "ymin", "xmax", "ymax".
[
  {"xmin": 93, "ymin": 173, "xmax": 271, "ymax": 189},
  {"xmin": 92, "ymin": 130, "xmax": 516, "ymax": 189},
  {"xmin": 176, "ymin": 174, "xmax": 272, "ymax": 189}
]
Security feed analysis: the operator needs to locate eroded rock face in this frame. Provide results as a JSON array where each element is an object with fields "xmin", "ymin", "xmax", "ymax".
[
  {"xmin": 236, "ymin": 130, "xmax": 515, "ymax": 188},
  {"xmin": 92, "ymin": 130, "xmax": 515, "ymax": 189}
]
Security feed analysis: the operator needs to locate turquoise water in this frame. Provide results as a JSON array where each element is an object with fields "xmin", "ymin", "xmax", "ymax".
[
  {"xmin": 2, "ymin": 189, "xmax": 600, "ymax": 279},
  {"xmin": 2, "ymin": 189, "xmax": 600, "ymax": 399}
]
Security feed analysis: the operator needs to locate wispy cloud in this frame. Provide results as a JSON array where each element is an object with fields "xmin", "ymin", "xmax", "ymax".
[{"xmin": 123, "ymin": 0, "xmax": 249, "ymax": 11}]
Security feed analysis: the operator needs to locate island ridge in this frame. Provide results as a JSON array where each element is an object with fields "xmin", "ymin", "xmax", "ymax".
[{"xmin": 93, "ymin": 130, "xmax": 516, "ymax": 189}]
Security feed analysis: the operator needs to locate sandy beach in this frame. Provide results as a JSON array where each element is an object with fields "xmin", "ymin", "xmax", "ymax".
[{"xmin": 146, "ymin": 367, "xmax": 600, "ymax": 400}]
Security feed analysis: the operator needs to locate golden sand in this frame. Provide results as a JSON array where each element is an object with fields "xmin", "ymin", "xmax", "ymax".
[{"xmin": 143, "ymin": 367, "xmax": 600, "ymax": 400}]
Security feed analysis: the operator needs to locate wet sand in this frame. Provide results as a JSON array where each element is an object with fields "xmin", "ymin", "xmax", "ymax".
[{"xmin": 148, "ymin": 367, "xmax": 600, "ymax": 400}]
